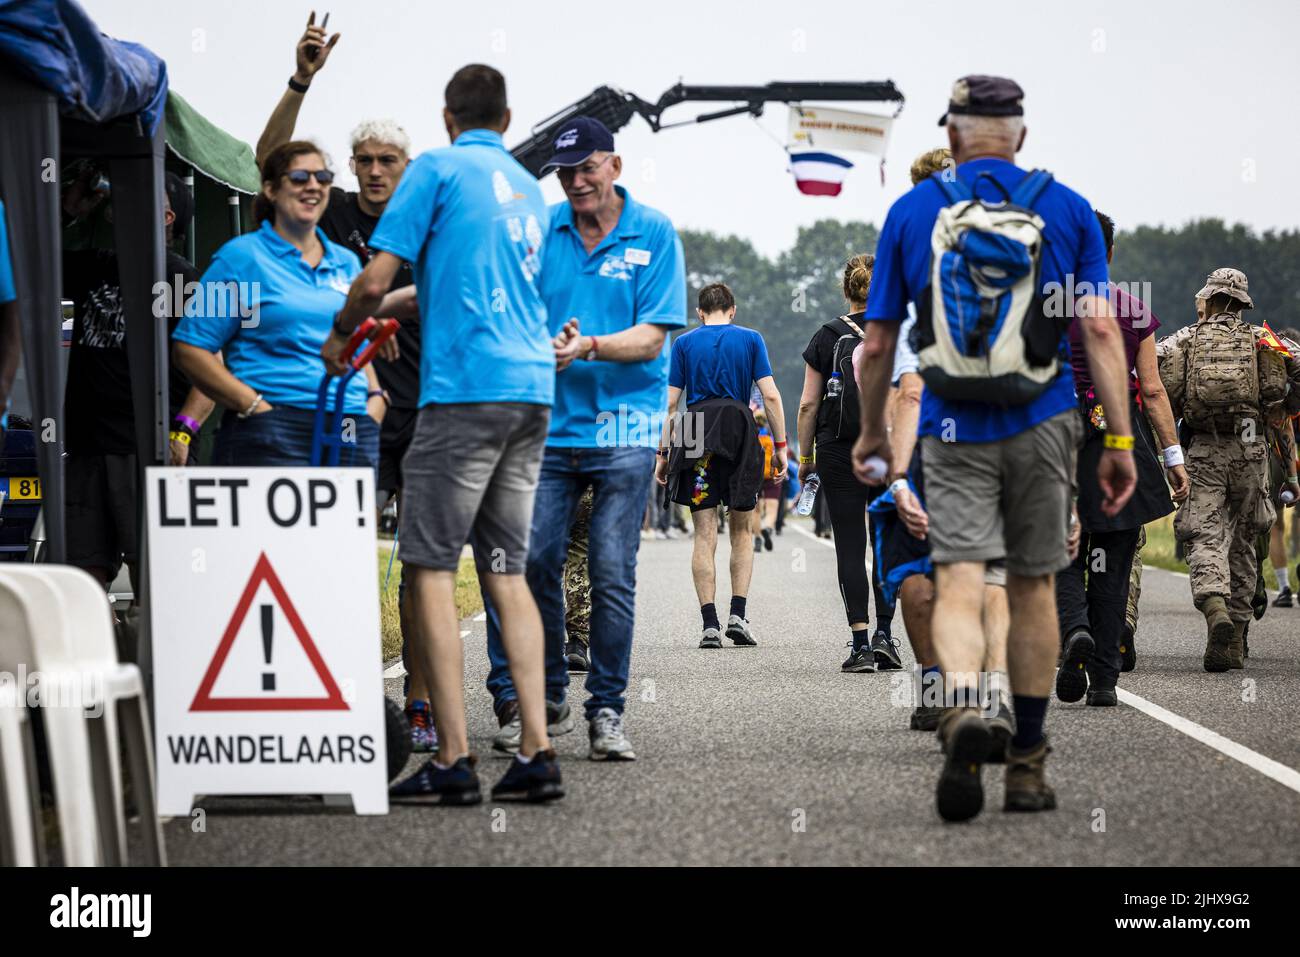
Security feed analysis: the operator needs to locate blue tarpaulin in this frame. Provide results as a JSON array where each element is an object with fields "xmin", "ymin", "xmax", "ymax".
[{"xmin": 0, "ymin": 0, "xmax": 168, "ymax": 135}]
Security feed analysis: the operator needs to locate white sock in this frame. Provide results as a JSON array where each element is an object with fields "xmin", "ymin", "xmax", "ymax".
[
  {"xmin": 514, "ymin": 751, "xmax": 535, "ymax": 765},
  {"xmin": 1277, "ymin": 568, "xmax": 1290, "ymax": 592}
]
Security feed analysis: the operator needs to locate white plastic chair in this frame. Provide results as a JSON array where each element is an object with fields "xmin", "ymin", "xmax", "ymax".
[
  {"xmin": 0, "ymin": 676, "xmax": 42, "ymax": 866},
  {"xmin": 0, "ymin": 569, "xmax": 101, "ymax": 865},
  {"xmin": 0, "ymin": 565, "xmax": 165, "ymax": 866}
]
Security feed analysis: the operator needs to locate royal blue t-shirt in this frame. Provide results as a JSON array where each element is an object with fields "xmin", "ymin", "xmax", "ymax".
[
  {"xmin": 543, "ymin": 186, "xmax": 686, "ymax": 447},
  {"xmin": 0, "ymin": 199, "xmax": 15, "ymax": 305},
  {"xmin": 866, "ymin": 157, "xmax": 1108, "ymax": 442},
  {"xmin": 669, "ymin": 324, "xmax": 773, "ymax": 406},
  {"xmin": 368, "ymin": 129, "xmax": 553, "ymax": 408},
  {"xmin": 173, "ymin": 220, "xmax": 368, "ymax": 413}
]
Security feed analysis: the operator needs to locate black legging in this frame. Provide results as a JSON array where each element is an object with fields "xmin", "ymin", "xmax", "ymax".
[
  {"xmin": 1055, "ymin": 526, "xmax": 1142, "ymax": 688},
  {"xmin": 817, "ymin": 441, "xmax": 892, "ymax": 630}
]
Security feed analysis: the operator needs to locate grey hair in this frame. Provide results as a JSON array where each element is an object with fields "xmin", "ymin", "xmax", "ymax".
[
  {"xmin": 349, "ymin": 119, "xmax": 411, "ymax": 156},
  {"xmin": 948, "ymin": 114, "xmax": 1024, "ymax": 145}
]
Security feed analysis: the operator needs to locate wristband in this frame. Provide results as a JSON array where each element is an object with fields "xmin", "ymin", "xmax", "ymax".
[
  {"xmin": 1289, "ymin": 475, "xmax": 1299, "ymax": 485},
  {"xmin": 367, "ymin": 389, "xmax": 389, "ymax": 407},
  {"xmin": 331, "ymin": 312, "xmax": 353, "ymax": 338},
  {"xmin": 239, "ymin": 393, "xmax": 264, "ymax": 419},
  {"xmin": 656, "ymin": 448, "xmax": 670, "ymax": 458},
  {"xmin": 1103, "ymin": 433, "xmax": 1135, "ymax": 451},
  {"xmin": 584, "ymin": 335, "xmax": 600, "ymax": 361},
  {"xmin": 1162, "ymin": 445, "xmax": 1185, "ymax": 468},
  {"xmin": 775, "ymin": 440, "xmax": 787, "ymax": 449},
  {"xmin": 889, "ymin": 477, "xmax": 909, "ymax": 497},
  {"xmin": 798, "ymin": 454, "xmax": 814, "ymax": 464},
  {"xmin": 174, "ymin": 413, "xmax": 201, "ymax": 435},
  {"xmin": 288, "ymin": 76, "xmax": 311, "ymax": 94},
  {"xmin": 169, "ymin": 430, "xmax": 192, "ymax": 446}
]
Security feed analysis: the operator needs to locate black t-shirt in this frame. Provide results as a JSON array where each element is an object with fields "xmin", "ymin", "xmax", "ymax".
[
  {"xmin": 801, "ymin": 313, "xmax": 867, "ymax": 448},
  {"xmin": 321, "ymin": 187, "xmax": 420, "ymax": 409},
  {"xmin": 63, "ymin": 249, "xmax": 199, "ymax": 455}
]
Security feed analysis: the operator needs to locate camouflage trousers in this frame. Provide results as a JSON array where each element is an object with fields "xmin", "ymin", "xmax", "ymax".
[
  {"xmin": 1125, "ymin": 525, "xmax": 1145, "ymax": 635},
  {"xmin": 1173, "ymin": 434, "xmax": 1275, "ymax": 622},
  {"xmin": 563, "ymin": 487, "xmax": 594, "ymax": 646}
]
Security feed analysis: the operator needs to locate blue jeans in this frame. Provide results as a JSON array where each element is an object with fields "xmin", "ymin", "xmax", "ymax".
[
  {"xmin": 485, "ymin": 446, "xmax": 655, "ymax": 718},
  {"xmin": 213, "ymin": 407, "xmax": 379, "ymax": 472}
]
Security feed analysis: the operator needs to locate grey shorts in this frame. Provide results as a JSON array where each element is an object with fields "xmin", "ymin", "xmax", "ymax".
[
  {"xmin": 921, "ymin": 410, "xmax": 1080, "ymax": 577},
  {"xmin": 398, "ymin": 403, "xmax": 550, "ymax": 574}
]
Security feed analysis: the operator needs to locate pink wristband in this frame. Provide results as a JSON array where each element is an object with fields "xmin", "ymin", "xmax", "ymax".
[{"xmin": 173, "ymin": 413, "xmax": 201, "ymax": 434}]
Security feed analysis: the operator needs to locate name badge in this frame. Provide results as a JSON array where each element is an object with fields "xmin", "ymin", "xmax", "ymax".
[{"xmin": 624, "ymin": 248, "xmax": 652, "ymax": 266}]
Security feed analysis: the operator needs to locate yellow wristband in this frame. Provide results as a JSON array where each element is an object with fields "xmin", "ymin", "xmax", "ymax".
[
  {"xmin": 799, "ymin": 454, "xmax": 814, "ymax": 464},
  {"xmin": 169, "ymin": 430, "xmax": 191, "ymax": 446},
  {"xmin": 1103, "ymin": 433, "xmax": 1134, "ymax": 450}
]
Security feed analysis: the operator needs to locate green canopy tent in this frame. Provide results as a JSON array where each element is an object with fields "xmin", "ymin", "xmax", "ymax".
[{"xmin": 163, "ymin": 90, "xmax": 259, "ymax": 267}]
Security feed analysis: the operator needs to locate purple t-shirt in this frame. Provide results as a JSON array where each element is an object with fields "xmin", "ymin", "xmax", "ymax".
[{"xmin": 1068, "ymin": 283, "xmax": 1159, "ymax": 400}]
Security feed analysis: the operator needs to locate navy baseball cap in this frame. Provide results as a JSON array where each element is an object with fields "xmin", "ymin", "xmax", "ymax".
[
  {"xmin": 938, "ymin": 75, "xmax": 1025, "ymax": 126},
  {"xmin": 541, "ymin": 116, "xmax": 615, "ymax": 174}
]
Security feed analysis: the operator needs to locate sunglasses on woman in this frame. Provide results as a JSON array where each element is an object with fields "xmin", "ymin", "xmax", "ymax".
[{"xmin": 283, "ymin": 169, "xmax": 336, "ymax": 186}]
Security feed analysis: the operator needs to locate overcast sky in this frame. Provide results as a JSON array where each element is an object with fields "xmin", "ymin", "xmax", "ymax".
[{"xmin": 88, "ymin": 0, "xmax": 1299, "ymax": 257}]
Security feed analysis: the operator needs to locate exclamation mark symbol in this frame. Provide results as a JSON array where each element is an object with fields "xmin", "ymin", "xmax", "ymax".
[
  {"xmin": 356, "ymin": 479, "xmax": 365, "ymax": 526},
  {"xmin": 261, "ymin": 604, "xmax": 275, "ymax": 692}
]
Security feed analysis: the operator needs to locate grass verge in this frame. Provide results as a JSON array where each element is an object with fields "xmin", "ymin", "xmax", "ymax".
[{"xmin": 377, "ymin": 551, "xmax": 484, "ymax": 661}]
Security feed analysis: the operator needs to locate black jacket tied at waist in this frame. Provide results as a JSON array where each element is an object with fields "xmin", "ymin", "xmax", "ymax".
[{"xmin": 665, "ymin": 397, "xmax": 763, "ymax": 508}]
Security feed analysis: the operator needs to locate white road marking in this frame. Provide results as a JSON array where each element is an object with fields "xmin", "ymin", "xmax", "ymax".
[
  {"xmin": 1118, "ymin": 688, "xmax": 1300, "ymax": 796},
  {"xmin": 473, "ymin": 612, "xmax": 487, "ymax": 622},
  {"xmin": 788, "ymin": 521, "xmax": 837, "ymax": 551}
]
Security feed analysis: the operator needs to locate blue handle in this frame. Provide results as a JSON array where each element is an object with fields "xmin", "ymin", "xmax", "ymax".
[{"xmin": 310, "ymin": 367, "xmax": 361, "ymax": 467}]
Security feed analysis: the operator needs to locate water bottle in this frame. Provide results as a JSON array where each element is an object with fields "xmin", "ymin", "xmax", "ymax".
[
  {"xmin": 1283, "ymin": 489, "xmax": 1296, "ymax": 505},
  {"xmin": 826, "ymin": 372, "xmax": 843, "ymax": 398},
  {"xmin": 796, "ymin": 474, "xmax": 821, "ymax": 515}
]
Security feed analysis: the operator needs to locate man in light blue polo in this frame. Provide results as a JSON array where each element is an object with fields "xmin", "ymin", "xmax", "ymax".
[
  {"xmin": 487, "ymin": 116, "xmax": 687, "ymax": 761},
  {"xmin": 328, "ymin": 65, "xmax": 563, "ymax": 806}
]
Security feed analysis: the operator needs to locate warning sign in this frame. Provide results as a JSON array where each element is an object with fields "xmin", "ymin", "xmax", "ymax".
[{"xmin": 147, "ymin": 467, "xmax": 387, "ymax": 815}]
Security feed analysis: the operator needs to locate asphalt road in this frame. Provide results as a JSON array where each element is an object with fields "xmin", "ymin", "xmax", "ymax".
[{"xmin": 162, "ymin": 518, "xmax": 1300, "ymax": 866}]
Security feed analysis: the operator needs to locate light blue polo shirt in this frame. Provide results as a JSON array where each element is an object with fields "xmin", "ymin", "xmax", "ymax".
[
  {"xmin": 368, "ymin": 128, "xmax": 553, "ymax": 408},
  {"xmin": 0, "ymin": 199, "xmax": 15, "ymax": 305},
  {"xmin": 173, "ymin": 219, "xmax": 367, "ymax": 412},
  {"xmin": 543, "ymin": 186, "xmax": 686, "ymax": 447}
]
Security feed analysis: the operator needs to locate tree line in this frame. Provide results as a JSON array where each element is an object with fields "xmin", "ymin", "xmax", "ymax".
[{"xmin": 679, "ymin": 218, "xmax": 1300, "ymax": 438}]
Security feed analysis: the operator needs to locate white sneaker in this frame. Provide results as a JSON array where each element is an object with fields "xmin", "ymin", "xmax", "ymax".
[
  {"xmin": 588, "ymin": 707, "xmax": 636, "ymax": 761},
  {"xmin": 725, "ymin": 615, "xmax": 757, "ymax": 646}
]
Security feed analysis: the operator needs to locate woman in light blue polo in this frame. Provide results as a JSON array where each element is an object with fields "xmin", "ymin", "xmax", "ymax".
[{"xmin": 174, "ymin": 141, "xmax": 408, "ymax": 468}]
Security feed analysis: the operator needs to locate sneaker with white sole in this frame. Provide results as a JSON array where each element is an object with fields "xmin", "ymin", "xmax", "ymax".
[
  {"xmin": 870, "ymin": 630, "xmax": 903, "ymax": 671},
  {"xmin": 699, "ymin": 626, "xmax": 723, "ymax": 649},
  {"xmin": 491, "ymin": 699, "xmax": 574, "ymax": 754},
  {"xmin": 725, "ymin": 615, "xmax": 757, "ymax": 646},
  {"xmin": 588, "ymin": 707, "xmax": 636, "ymax": 761}
]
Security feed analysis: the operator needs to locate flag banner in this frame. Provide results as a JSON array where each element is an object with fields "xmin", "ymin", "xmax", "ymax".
[
  {"xmin": 787, "ymin": 106, "xmax": 893, "ymax": 157},
  {"xmin": 789, "ymin": 151, "xmax": 854, "ymax": 196},
  {"xmin": 1259, "ymin": 320, "xmax": 1293, "ymax": 356}
]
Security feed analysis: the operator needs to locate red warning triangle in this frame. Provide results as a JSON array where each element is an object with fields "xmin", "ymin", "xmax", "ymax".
[{"xmin": 191, "ymin": 552, "xmax": 348, "ymax": 711}]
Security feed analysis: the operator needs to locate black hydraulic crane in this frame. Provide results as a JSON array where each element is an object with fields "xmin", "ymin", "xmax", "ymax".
[{"xmin": 510, "ymin": 80, "xmax": 905, "ymax": 177}]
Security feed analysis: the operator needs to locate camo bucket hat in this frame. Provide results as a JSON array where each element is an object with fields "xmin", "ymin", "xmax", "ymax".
[{"xmin": 1196, "ymin": 267, "xmax": 1253, "ymax": 309}]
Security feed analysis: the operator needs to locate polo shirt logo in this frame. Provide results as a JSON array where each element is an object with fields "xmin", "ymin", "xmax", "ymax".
[
  {"xmin": 624, "ymin": 247, "xmax": 652, "ymax": 266},
  {"xmin": 599, "ymin": 255, "xmax": 634, "ymax": 281},
  {"xmin": 327, "ymin": 274, "xmax": 351, "ymax": 295},
  {"xmin": 492, "ymin": 170, "xmax": 513, "ymax": 205}
]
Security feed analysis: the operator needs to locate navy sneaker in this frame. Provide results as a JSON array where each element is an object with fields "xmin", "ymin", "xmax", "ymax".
[
  {"xmin": 841, "ymin": 639, "xmax": 876, "ymax": 673},
  {"xmin": 870, "ymin": 630, "xmax": 903, "ymax": 671},
  {"xmin": 491, "ymin": 749, "xmax": 565, "ymax": 803},
  {"xmin": 389, "ymin": 754, "xmax": 482, "ymax": 806}
]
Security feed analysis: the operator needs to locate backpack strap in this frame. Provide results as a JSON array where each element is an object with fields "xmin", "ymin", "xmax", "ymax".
[
  {"xmin": 1010, "ymin": 169, "xmax": 1054, "ymax": 210},
  {"xmin": 929, "ymin": 170, "xmax": 972, "ymax": 205},
  {"xmin": 839, "ymin": 314, "xmax": 867, "ymax": 340}
]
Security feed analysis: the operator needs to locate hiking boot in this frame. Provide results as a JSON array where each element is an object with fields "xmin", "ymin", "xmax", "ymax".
[
  {"xmin": 1004, "ymin": 737, "xmax": 1057, "ymax": 812},
  {"xmin": 909, "ymin": 705, "xmax": 943, "ymax": 731},
  {"xmin": 588, "ymin": 708, "xmax": 636, "ymax": 761},
  {"xmin": 1227, "ymin": 620, "xmax": 1246, "ymax": 670},
  {"xmin": 935, "ymin": 707, "xmax": 991, "ymax": 823},
  {"xmin": 1086, "ymin": 686, "xmax": 1118, "ymax": 707},
  {"xmin": 725, "ymin": 615, "xmax": 757, "ymax": 646},
  {"xmin": 1273, "ymin": 587, "xmax": 1294, "ymax": 608},
  {"xmin": 870, "ymin": 630, "xmax": 904, "ymax": 671},
  {"xmin": 565, "ymin": 637, "xmax": 590, "ymax": 672},
  {"xmin": 491, "ymin": 749, "xmax": 565, "ymax": 803},
  {"xmin": 841, "ymin": 639, "xmax": 876, "ymax": 673},
  {"xmin": 1201, "ymin": 596, "xmax": 1235, "ymax": 673},
  {"xmin": 389, "ymin": 754, "xmax": 482, "ymax": 806},
  {"xmin": 984, "ymin": 698, "xmax": 1016, "ymax": 764},
  {"xmin": 1119, "ymin": 624, "xmax": 1137, "ymax": 673},
  {"xmin": 699, "ymin": 626, "xmax": 723, "ymax": 649},
  {"xmin": 1055, "ymin": 630, "xmax": 1094, "ymax": 702}
]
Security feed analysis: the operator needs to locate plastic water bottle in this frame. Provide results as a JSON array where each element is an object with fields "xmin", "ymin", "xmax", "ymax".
[
  {"xmin": 1283, "ymin": 489, "xmax": 1296, "ymax": 505},
  {"xmin": 796, "ymin": 474, "xmax": 821, "ymax": 515},
  {"xmin": 826, "ymin": 372, "xmax": 843, "ymax": 398}
]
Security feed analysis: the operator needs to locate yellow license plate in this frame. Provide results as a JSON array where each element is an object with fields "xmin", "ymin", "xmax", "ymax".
[{"xmin": 7, "ymin": 477, "xmax": 41, "ymax": 501}]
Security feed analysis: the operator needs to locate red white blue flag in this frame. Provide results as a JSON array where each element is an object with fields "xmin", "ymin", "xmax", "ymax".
[{"xmin": 788, "ymin": 151, "xmax": 854, "ymax": 196}]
